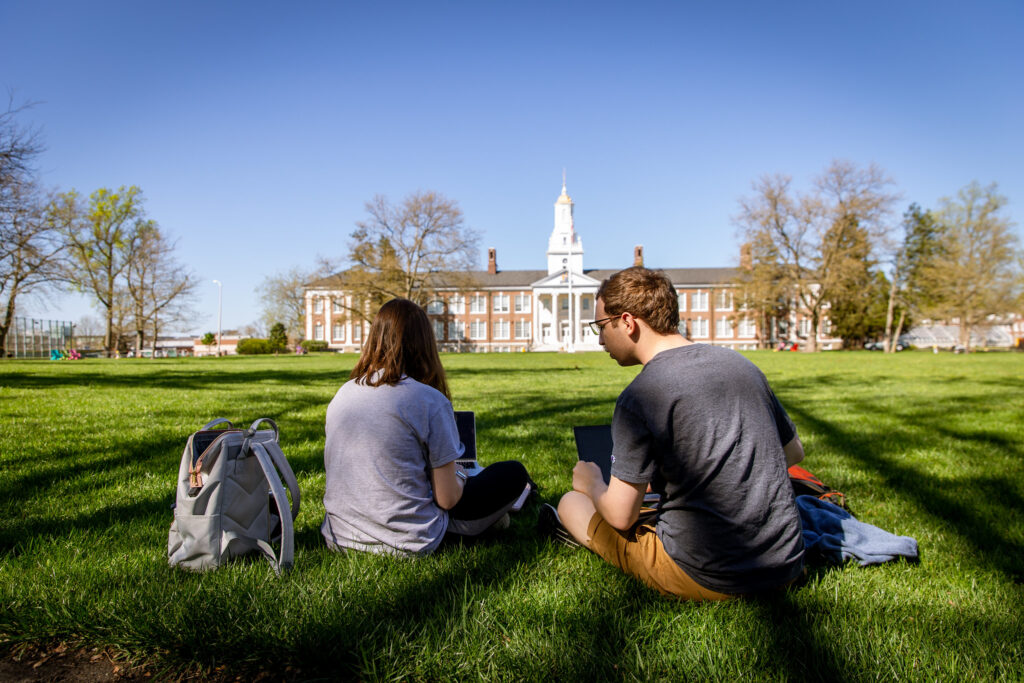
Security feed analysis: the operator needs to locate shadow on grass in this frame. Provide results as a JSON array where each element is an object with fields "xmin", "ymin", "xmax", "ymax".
[{"xmin": 783, "ymin": 398, "xmax": 1024, "ymax": 583}]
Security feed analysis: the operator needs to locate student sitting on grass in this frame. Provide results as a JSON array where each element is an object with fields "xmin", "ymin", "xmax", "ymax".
[
  {"xmin": 321, "ymin": 298, "xmax": 531, "ymax": 556},
  {"xmin": 550, "ymin": 267, "xmax": 806, "ymax": 600}
]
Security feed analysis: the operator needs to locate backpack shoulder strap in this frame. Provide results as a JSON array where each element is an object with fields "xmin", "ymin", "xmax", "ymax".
[{"xmin": 249, "ymin": 440, "xmax": 295, "ymax": 573}]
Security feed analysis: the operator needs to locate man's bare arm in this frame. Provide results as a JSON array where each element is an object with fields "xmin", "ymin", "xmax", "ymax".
[{"xmin": 783, "ymin": 435, "xmax": 804, "ymax": 468}]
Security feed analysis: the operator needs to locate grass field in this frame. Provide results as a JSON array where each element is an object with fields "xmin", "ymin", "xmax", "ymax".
[{"xmin": 1, "ymin": 351, "xmax": 1023, "ymax": 680}]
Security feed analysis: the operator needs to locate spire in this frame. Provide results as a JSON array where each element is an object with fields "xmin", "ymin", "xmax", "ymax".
[{"xmin": 557, "ymin": 170, "xmax": 573, "ymax": 205}]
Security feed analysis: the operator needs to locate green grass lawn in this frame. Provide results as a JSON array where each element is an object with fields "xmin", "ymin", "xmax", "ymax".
[{"xmin": 1, "ymin": 351, "xmax": 1022, "ymax": 680}]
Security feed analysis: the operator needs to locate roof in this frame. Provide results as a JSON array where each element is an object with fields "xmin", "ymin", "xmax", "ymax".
[{"xmin": 307, "ymin": 266, "xmax": 739, "ymax": 291}]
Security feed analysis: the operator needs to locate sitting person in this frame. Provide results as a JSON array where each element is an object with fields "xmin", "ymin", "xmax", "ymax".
[
  {"xmin": 553, "ymin": 267, "xmax": 805, "ymax": 600},
  {"xmin": 321, "ymin": 298, "xmax": 531, "ymax": 555}
]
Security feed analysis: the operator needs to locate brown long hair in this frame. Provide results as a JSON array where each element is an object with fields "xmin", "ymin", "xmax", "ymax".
[{"xmin": 349, "ymin": 298, "xmax": 450, "ymax": 399}]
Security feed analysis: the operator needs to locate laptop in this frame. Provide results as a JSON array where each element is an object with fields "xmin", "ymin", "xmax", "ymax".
[
  {"xmin": 455, "ymin": 410, "xmax": 532, "ymax": 511},
  {"xmin": 454, "ymin": 410, "xmax": 484, "ymax": 475},
  {"xmin": 572, "ymin": 424, "xmax": 661, "ymax": 506}
]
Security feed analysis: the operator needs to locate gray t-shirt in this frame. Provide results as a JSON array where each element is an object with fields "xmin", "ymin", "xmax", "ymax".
[
  {"xmin": 320, "ymin": 376, "xmax": 463, "ymax": 556},
  {"xmin": 610, "ymin": 344, "xmax": 804, "ymax": 593}
]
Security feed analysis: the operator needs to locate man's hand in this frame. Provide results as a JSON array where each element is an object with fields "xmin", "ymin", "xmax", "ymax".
[{"xmin": 572, "ymin": 460, "xmax": 606, "ymax": 499}]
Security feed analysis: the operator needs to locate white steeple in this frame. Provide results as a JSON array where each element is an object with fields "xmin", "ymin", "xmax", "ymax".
[{"xmin": 547, "ymin": 173, "xmax": 583, "ymax": 275}]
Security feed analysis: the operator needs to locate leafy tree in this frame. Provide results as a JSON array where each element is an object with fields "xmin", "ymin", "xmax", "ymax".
[
  {"xmin": 737, "ymin": 160, "xmax": 898, "ymax": 351},
  {"xmin": 59, "ymin": 186, "xmax": 154, "ymax": 357},
  {"xmin": 830, "ymin": 270, "xmax": 890, "ymax": 345},
  {"xmin": 201, "ymin": 332, "xmax": 215, "ymax": 347},
  {"xmin": 341, "ymin": 191, "xmax": 480, "ymax": 320},
  {"xmin": 268, "ymin": 322, "xmax": 288, "ymax": 354},
  {"xmin": 883, "ymin": 204, "xmax": 943, "ymax": 352},
  {"xmin": 925, "ymin": 182, "xmax": 1021, "ymax": 351}
]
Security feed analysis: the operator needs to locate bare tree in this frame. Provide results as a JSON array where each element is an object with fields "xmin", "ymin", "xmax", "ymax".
[
  {"xmin": 0, "ymin": 182, "xmax": 67, "ymax": 352},
  {"xmin": 342, "ymin": 191, "xmax": 480, "ymax": 319},
  {"xmin": 257, "ymin": 264, "xmax": 330, "ymax": 340},
  {"xmin": 925, "ymin": 182, "xmax": 1020, "ymax": 351},
  {"xmin": 0, "ymin": 94, "xmax": 43, "ymax": 217},
  {"xmin": 123, "ymin": 224, "xmax": 197, "ymax": 353},
  {"xmin": 737, "ymin": 161, "xmax": 898, "ymax": 351}
]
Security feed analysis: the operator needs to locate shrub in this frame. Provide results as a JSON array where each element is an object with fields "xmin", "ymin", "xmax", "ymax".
[
  {"xmin": 236, "ymin": 338, "xmax": 272, "ymax": 355},
  {"xmin": 300, "ymin": 340, "xmax": 329, "ymax": 353}
]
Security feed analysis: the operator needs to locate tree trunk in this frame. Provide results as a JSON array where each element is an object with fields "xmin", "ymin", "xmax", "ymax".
[
  {"xmin": 883, "ymin": 275, "xmax": 898, "ymax": 353},
  {"xmin": 892, "ymin": 310, "xmax": 906, "ymax": 351},
  {"xmin": 0, "ymin": 291, "xmax": 17, "ymax": 358}
]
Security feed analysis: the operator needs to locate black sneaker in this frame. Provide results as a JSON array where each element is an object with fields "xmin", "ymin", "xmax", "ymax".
[{"xmin": 537, "ymin": 503, "xmax": 580, "ymax": 548}]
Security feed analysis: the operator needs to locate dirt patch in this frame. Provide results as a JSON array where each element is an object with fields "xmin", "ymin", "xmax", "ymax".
[{"xmin": 0, "ymin": 643, "xmax": 151, "ymax": 682}]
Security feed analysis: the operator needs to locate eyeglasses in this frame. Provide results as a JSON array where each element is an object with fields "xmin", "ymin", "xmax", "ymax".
[{"xmin": 588, "ymin": 315, "xmax": 622, "ymax": 335}]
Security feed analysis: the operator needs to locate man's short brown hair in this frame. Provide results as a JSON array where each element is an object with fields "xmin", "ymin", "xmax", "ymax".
[{"xmin": 597, "ymin": 267, "xmax": 680, "ymax": 335}]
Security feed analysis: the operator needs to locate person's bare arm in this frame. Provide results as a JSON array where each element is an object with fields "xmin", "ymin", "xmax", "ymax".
[
  {"xmin": 430, "ymin": 461, "xmax": 466, "ymax": 510},
  {"xmin": 571, "ymin": 461, "xmax": 646, "ymax": 530},
  {"xmin": 783, "ymin": 435, "xmax": 804, "ymax": 468}
]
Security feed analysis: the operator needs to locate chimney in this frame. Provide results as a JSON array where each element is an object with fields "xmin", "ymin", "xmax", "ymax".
[
  {"xmin": 487, "ymin": 248, "xmax": 498, "ymax": 275},
  {"xmin": 633, "ymin": 245, "xmax": 644, "ymax": 267},
  {"xmin": 740, "ymin": 242, "xmax": 752, "ymax": 270}
]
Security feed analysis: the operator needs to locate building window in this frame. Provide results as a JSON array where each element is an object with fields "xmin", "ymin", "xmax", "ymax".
[
  {"xmin": 821, "ymin": 318, "xmax": 832, "ymax": 335},
  {"xmin": 582, "ymin": 297, "xmax": 591, "ymax": 311},
  {"xmin": 798, "ymin": 319, "xmax": 811, "ymax": 337},
  {"xmin": 738, "ymin": 318, "xmax": 757, "ymax": 338},
  {"xmin": 427, "ymin": 300, "xmax": 444, "ymax": 315},
  {"xmin": 332, "ymin": 299, "xmax": 344, "ymax": 314},
  {"xmin": 561, "ymin": 297, "xmax": 569, "ymax": 310},
  {"xmin": 514, "ymin": 293, "xmax": 531, "ymax": 313},
  {"xmin": 314, "ymin": 322, "xmax": 324, "ymax": 340},
  {"xmin": 715, "ymin": 317, "xmax": 733, "ymax": 338},
  {"xmin": 352, "ymin": 324, "xmax": 362, "ymax": 342},
  {"xmin": 449, "ymin": 322, "xmax": 464, "ymax": 340},
  {"xmin": 493, "ymin": 294, "xmax": 510, "ymax": 313},
  {"xmin": 432, "ymin": 320, "xmax": 445, "ymax": 340},
  {"xmin": 448, "ymin": 294, "xmax": 465, "ymax": 314},
  {"xmin": 469, "ymin": 320, "xmax": 487, "ymax": 340},
  {"xmin": 692, "ymin": 291, "xmax": 708, "ymax": 311},
  {"xmin": 692, "ymin": 317, "xmax": 708, "ymax": 338},
  {"xmin": 470, "ymin": 294, "xmax": 487, "ymax": 314},
  {"xmin": 714, "ymin": 290, "xmax": 732, "ymax": 311},
  {"xmin": 515, "ymin": 320, "xmax": 531, "ymax": 339},
  {"xmin": 313, "ymin": 298, "xmax": 323, "ymax": 314},
  {"xmin": 678, "ymin": 293, "xmax": 687, "ymax": 312},
  {"xmin": 332, "ymin": 323, "xmax": 345, "ymax": 341},
  {"xmin": 493, "ymin": 320, "xmax": 510, "ymax": 339}
]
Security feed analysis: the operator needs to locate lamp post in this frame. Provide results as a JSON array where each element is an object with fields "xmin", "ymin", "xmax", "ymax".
[{"xmin": 212, "ymin": 279, "xmax": 222, "ymax": 357}]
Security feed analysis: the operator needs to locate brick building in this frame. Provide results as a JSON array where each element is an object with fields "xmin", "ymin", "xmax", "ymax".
[{"xmin": 304, "ymin": 182, "xmax": 842, "ymax": 352}]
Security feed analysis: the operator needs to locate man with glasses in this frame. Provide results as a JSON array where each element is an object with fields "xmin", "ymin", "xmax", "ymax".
[{"xmin": 552, "ymin": 267, "xmax": 806, "ymax": 600}]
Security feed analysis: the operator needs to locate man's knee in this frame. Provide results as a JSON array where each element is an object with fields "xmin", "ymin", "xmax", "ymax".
[{"xmin": 557, "ymin": 490, "xmax": 595, "ymax": 545}]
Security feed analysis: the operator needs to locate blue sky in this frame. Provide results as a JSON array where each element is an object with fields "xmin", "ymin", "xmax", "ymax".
[{"xmin": 3, "ymin": 1, "xmax": 1022, "ymax": 332}]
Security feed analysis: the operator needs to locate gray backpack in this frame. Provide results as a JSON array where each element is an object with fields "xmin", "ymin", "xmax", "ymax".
[{"xmin": 168, "ymin": 418, "xmax": 300, "ymax": 573}]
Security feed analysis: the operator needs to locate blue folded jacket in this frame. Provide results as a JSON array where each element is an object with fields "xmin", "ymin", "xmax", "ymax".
[{"xmin": 796, "ymin": 495, "xmax": 919, "ymax": 566}]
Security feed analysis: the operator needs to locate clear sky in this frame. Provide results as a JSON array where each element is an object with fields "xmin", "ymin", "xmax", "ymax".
[{"xmin": 3, "ymin": 0, "xmax": 1022, "ymax": 333}]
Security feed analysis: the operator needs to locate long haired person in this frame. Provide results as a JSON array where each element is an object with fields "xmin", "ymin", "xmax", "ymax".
[{"xmin": 321, "ymin": 298, "xmax": 531, "ymax": 555}]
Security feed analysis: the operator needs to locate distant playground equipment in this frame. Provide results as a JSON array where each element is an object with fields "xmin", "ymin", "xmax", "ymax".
[{"xmin": 5, "ymin": 317, "xmax": 75, "ymax": 359}]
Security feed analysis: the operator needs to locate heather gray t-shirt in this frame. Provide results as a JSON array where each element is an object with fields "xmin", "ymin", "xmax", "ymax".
[
  {"xmin": 610, "ymin": 344, "xmax": 804, "ymax": 593},
  {"xmin": 320, "ymin": 376, "xmax": 463, "ymax": 556}
]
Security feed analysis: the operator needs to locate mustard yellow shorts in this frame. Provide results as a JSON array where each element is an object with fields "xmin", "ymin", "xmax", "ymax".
[{"xmin": 587, "ymin": 512, "xmax": 734, "ymax": 601}]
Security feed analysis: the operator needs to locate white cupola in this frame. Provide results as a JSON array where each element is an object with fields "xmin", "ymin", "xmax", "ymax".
[{"xmin": 546, "ymin": 176, "xmax": 583, "ymax": 275}]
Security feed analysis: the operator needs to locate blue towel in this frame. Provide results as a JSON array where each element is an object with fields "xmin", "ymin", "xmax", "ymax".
[{"xmin": 796, "ymin": 495, "xmax": 919, "ymax": 566}]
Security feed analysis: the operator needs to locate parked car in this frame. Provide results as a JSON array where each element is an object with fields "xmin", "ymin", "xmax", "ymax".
[{"xmin": 865, "ymin": 340, "xmax": 909, "ymax": 351}]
